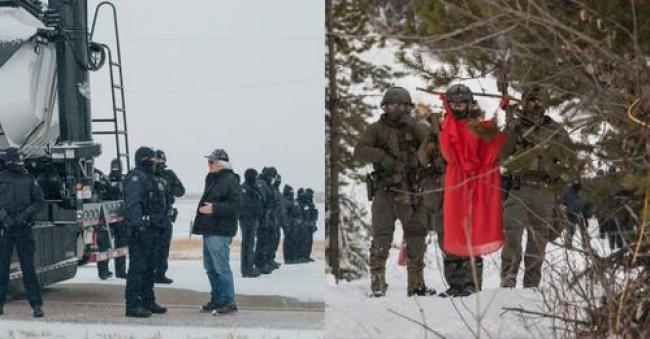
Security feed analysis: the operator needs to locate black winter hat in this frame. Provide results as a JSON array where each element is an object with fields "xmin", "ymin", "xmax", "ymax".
[
  {"xmin": 135, "ymin": 147, "xmax": 156, "ymax": 165},
  {"xmin": 244, "ymin": 168, "xmax": 258, "ymax": 182}
]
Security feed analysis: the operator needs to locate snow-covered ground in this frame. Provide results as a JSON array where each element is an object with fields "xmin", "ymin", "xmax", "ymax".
[
  {"xmin": 0, "ymin": 320, "xmax": 322, "ymax": 339},
  {"xmin": 326, "ymin": 221, "xmax": 611, "ymax": 339},
  {"xmin": 64, "ymin": 258, "xmax": 324, "ymax": 303}
]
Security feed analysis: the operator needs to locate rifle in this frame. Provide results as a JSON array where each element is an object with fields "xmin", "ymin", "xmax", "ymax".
[{"xmin": 416, "ymin": 87, "xmax": 520, "ymax": 101}]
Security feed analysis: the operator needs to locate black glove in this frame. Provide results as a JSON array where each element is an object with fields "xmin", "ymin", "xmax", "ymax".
[
  {"xmin": 379, "ymin": 154, "xmax": 397, "ymax": 173},
  {"xmin": 398, "ymin": 114, "xmax": 418, "ymax": 130},
  {"xmin": 14, "ymin": 212, "xmax": 29, "ymax": 228},
  {"xmin": 171, "ymin": 208, "xmax": 179, "ymax": 223}
]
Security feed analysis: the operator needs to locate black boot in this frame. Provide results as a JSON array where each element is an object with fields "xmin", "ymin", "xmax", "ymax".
[
  {"xmin": 407, "ymin": 285, "xmax": 437, "ymax": 297},
  {"xmin": 215, "ymin": 303, "xmax": 238, "ymax": 315},
  {"xmin": 0, "ymin": 304, "xmax": 4, "ymax": 315},
  {"xmin": 145, "ymin": 303, "xmax": 167, "ymax": 314},
  {"xmin": 126, "ymin": 306, "xmax": 152, "ymax": 318},
  {"xmin": 201, "ymin": 300, "xmax": 223, "ymax": 313},
  {"xmin": 32, "ymin": 305, "xmax": 44, "ymax": 318},
  {"xmin": 99, "ymin": 271, "xmax": 113, "ymax": 280},
  {"xmin": 258, "ymin": 264, "xmax": 273, "ymax": 274},
  {"xmin": 242, "ymin": 268, "xmax": 261, "ymax": 278},
  {"xmin": 154, "ymin": 276, "xmax": 174, "ymax": 284}
]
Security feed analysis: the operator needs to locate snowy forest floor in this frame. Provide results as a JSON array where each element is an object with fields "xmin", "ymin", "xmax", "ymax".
[{"xmin": 326, "ymin": 221, "xmax": 611, "ymax": 339}]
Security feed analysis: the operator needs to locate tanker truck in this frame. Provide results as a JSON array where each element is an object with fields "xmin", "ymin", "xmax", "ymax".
[{"xmin": 0, "ymin": 0, "xmax": 131, "ymax": 289}]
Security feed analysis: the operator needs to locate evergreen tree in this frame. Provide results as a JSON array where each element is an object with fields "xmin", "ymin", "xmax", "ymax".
[{"xmin": 326, "ymin": 0, "xmax": 400, "ymax": 280}]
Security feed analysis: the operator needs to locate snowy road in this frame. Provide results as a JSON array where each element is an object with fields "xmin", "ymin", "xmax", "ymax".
[
  {"xmin": 1, "ymin": 283, "xmax": 323, "ymax": 328},
  {"xmin": 1, "ymin": 257, "xmax": 325, "ymax": 338}
]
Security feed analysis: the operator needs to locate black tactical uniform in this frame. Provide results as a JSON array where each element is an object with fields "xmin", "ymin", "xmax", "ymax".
[
  {"xmin": 0, "ymin": 148, "xmax": 46, "ymax": 317},
  {"xmin": 254, "ymin": 167, "xmax": 279, "ymax": 274},
  {"xmin": 304, "ymin": 188, "xmax": 318, "ymax": 261},
  {"xmin": 240, "ymin": 168, "xmax": 264, "ymax": 277},
  {"xmin": 123, "ymin": 147, "xmax": 167, "ymax": 318},
  {"xmin": 296, "ymin": 188, "xmax": 310, "ymax": 262},
  {"xmin": 269, "ymin": 173, "xmax": 284, "ymax": 268},
  {"xmin": 282, "ymin": 185, "xmax": 302, "ymax": 263},
  {"xmin": 153, "ymin": 150, "xmax": 185, "ymax": 284}
]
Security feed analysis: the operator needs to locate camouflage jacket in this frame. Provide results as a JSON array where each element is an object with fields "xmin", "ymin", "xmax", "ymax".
[
  {"xmin": 353, "ymin": 114, "xmax": 430, "ymax": 186},
  {"xmin": 500, "ymin": 115, "xmax": 577, "ymax": 190}
]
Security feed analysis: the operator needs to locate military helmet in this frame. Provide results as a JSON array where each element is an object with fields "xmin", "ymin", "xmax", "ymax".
[
  {"xmin": 445, "ymin": 84, "xmax": 473, "ymax": 103},
  {"xmin": 135, "ymin": 147, "xmax": 156, "ymax": 165},
  {"xmin": 305, "ymin": 188, "xmax": 314, "ymax": 197},
  {"xmin": 283, "ymin": 184, "xmax": 294, "ymax": 195},
  {"xmin": 381, "ymin": 86, "xmax": 413, "ymax": 106}
]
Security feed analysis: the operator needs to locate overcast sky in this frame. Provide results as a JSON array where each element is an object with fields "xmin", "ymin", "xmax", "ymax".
[{"xmin": 88, "ymin": 0, "xmax": 324, "ymax": 193}]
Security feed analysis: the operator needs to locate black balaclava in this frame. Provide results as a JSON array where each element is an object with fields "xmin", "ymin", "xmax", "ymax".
[
  {"xmin": 244, "ymin": 168, "xmax": 258, "ymax": 183},
  {"xmin": 135, "ymin": 147, "xmax": 157, "ymax": 174}
]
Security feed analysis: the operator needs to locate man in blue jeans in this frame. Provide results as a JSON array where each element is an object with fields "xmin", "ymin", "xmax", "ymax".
[{"xmin": 192, "ymin": 148, "xmax": 242, "ymax": 315}]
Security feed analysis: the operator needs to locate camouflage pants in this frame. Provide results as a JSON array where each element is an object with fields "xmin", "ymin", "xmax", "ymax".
[
  {"xmin": 501, "ymin": 185, "xmax": 554, "ymax": 288},
  {"xmin": 370, "ymin": 188, "xmax": 428, "ymax": 291},
  {"xmin": 435, "ymin": 216, "xmax": 483, "ymax": 291},
  {"xmin": 421, "ymin": 175, "xmax": 482, "ymax": 290}
]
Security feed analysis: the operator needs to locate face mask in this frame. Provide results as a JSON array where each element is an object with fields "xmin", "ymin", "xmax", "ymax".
[
  {"xmin": 155, "ymin": 163, "xmax": 166, "ymax": 174},
  {"xmin": 141, "ymin": 160, "xmax": 156, "ymax": 174},
  {"xmin": 384, "ymin": 104, "xmax": 410, "ymax": 122},
  {"xmin": 523, "ymin": 99, "xmax": 545, "ymax": 121},
  {"xmin": 452, "ymin": 109, "xmax": 469, "ymax": 120}
]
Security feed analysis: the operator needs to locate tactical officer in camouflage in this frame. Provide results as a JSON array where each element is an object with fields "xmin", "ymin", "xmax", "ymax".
[
  {"xmin": 436, "ymin": 84, "xmax": 485, "ymax": 297},
  {"xmin": 500, "ymin": 87, "xmax": 576, "ymax": 288},
  {"xmin": 354, "ymin": 86, "xmax": 434, "ymax": 297}
]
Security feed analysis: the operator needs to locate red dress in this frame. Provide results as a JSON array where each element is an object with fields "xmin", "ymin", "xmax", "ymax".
[{"xmin": 438, "ymin": 95, "xmax": 506, "ymax": 256}]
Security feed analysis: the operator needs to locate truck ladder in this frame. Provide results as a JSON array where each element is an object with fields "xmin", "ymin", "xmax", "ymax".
[{"xmin": 89, "ymin": 1, "xmax": 131, "ymax": 172}]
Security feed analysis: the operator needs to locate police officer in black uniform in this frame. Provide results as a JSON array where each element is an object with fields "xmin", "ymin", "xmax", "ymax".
[
  {"xmin": 153, "ymin": 150, "xmax": 185, "ymax": 284},
  {"xmin": 296, "ymin": 188, "xmax": 310, "ymax": 262},
  {"xmin": 304, "ymin": 188, "xmax": 318, "ymax": 262},
  {"xmin": 254, "ymin": 167, "xmax": 279, "ymax": 274},
  {"xmin": 123, "ymin": 147, "xmax": 167, "ymax": 318},
  {"xmin": 282, "ymin": 184, "xmax": 301, "ymax": 264},
  {"xmin": 269, "ymin": 173, "xmax": 284, "ymax": 269},
  {"xmin": 239, "ymin": 168, "xmax": 264, "ymax": 277},
  {"xmin": 0, "ymin": 148, "xmax": 46, "ymax": 317}
]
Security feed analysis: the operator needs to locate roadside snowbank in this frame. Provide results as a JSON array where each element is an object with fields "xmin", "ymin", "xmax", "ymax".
[{"xmin": 0, "ymin": 320, "xmax": 323, "ymax": 339}]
